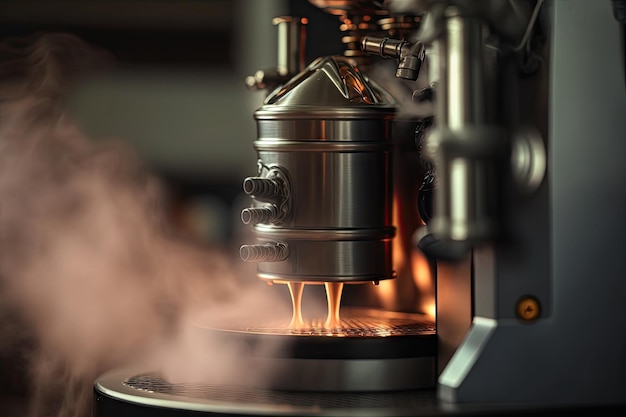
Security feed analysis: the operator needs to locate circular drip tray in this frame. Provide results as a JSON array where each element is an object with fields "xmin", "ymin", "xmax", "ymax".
[
  {"xmin": 195, "ymin": 307, "xmax": 436, "ymax": 360},
  {"xmin": 216, "ymin": 307, "xmax": 436, "ymax": 337},
  {"xmin": 192, "ymin": 307, "xmax": 436, "ymax": 391},
  {"xmin": 94, "ymin": 310, "xmax": 438, "ymax": 415}
]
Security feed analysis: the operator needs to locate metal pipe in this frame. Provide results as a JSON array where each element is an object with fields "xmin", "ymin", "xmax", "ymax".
[
  {"xmin": 428, "ymin": 7, "xmax": 494, "ymax": 243},
  {"xmin": 241, "ymin": 205, "xmax": 279, "ymax": 225},
  {"xmin": 240, "ymin": 242, "xmax": 289, "ymax": 262},
  {"xmin": 273, "ymin": 16, "xmax": 307, "ymax": 76},
  {"xmin": 361, "ymin": 36, "xmax": 425, "ymax": 80},
  {"xmin": 243, "ymin": 177, "xmax": 283, "ymax": 199}
]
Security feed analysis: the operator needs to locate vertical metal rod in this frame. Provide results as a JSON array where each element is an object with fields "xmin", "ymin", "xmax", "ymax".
[
  {"xmin": 433, "ymin": 9, "xmax": 485, "ymax": 373},
  {"xmin": 432, "ymin": 7, "xmax": 487, "ymax": 242},
  {"xmin": 274, "ymin": 16, "xmax": 306, "ymax": 76}
]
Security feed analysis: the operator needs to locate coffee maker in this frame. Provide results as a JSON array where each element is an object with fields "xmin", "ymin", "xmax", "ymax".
[{"xmin": 94, "ymin": 0, "xmax": 626, "ymax": 415}]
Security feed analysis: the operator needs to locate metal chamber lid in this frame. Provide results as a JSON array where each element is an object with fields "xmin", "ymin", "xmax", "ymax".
[{"xmin": 256, "ymin": 55, "xmax": 396, "ymax": 119}]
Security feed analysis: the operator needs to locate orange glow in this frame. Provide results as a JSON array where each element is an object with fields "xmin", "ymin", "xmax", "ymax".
[
  {"xmin": 412, "ymin": 249, "xmax": 436, "ymax": 321},
  {"xmin": 391, "ymin": 192, "xmax": 406, "ymax": 270},
  {"xmin": 376, "ymin": 279, "xmax": 397, "ymax": 310},
  {"xmin": 368, "ymin": 190, "xmax": 436, "ymax": 319},
  {"xmin": 373, "ymin": 192, "xmax": 406, "ymax": 310}
]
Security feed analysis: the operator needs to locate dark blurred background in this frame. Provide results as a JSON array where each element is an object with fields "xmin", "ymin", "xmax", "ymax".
[
  {"xmin": 0, "ymin": 0, "xmax": 342, "ymax": 415},
  {"xmin": 0, "ymin": 0, "xmax": 342, "ymax": 246}
]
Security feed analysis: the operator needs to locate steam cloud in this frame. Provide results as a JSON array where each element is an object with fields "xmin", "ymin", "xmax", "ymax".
[{"xmin": 0, "ymin": 33, "xmax": 290, "ymax": 417}]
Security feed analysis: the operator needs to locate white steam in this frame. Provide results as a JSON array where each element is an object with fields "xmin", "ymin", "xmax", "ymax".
[{"xmin": 0, "ymin": 33, "xmax": 290, "ymax": 417}]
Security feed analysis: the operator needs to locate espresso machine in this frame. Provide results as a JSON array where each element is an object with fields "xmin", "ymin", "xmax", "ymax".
[{"xmin": 94, "ymin": 0, "xmax": 626, "ymax": 415}]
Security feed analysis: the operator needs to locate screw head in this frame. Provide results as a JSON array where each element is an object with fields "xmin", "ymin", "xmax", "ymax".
[{"xmin": 516, "ymin": 296, "xmax": 540, "ymax": 321}]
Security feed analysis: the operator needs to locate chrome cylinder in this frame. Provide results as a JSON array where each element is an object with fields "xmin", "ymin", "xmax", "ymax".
[
  {"xmin": 241, "ymin": 56, "xmax": 396, "ymax": 283},
  {"xmin": 423, "ymin": 7, "xmax": 499, "ymax": 244},
  {"xmin": 273, "ymin": 16, "xmax": 307, "ymax": 77}
]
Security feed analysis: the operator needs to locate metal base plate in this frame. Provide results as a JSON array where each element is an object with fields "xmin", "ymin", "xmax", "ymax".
[
  {"xmin": 193, "ymin": 307, "xmax": 436, "ymax": 391},
  {"xmin": 94, "ymin": 368, "xmax": 623, "ymax": 417},
  {"xmin": 94, "ymin": 367, "xmax": 440, "ymax": 417}
]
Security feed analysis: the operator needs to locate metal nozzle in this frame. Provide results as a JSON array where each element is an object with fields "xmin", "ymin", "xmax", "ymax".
[
  {"xmin": 243, "ymin": 177, "xmax": 283, "ymax": 199},
  {"xmin": 361, "ymin": 36, "xmax": 408, "ymax": 59},
  {"xmin": 240, "ymin": 242, "xmax": 288, "ymax": 262},
  {"xmin": 361, "ymin": 36, "xmax": 425, "ymax": 80},
  {"xmin": 241, "ymin": 205, "xmax": 280, "ymax": 225}
]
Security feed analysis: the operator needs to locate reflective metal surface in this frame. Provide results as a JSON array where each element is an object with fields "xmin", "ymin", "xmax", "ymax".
[
  {"xmin": 191, "ymin": 307, "xmax": 436, "ymax": 392},
  {"xmin": 95, "ymin": 367, "xmax": 442, "ymax": 416},
  {"xmin": 424, "ymin": 7, "xmax": 498, "ymax": 245},
  {"xmin": 241, "ymin": 56, "xmax": 397, "ymax": 283}
]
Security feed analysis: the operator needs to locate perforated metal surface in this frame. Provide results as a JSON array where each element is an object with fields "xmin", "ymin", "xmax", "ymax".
[
  {"xmin": 233, "ymin": 317, "xmax": 434, "ymax": 337},
  {"xmin": 207, "ymin": 308, "xmax": 435, "ymax": 337},
  {"xmin": 123, "ymin": 374, "xmax": 436, "ymax": 408}
]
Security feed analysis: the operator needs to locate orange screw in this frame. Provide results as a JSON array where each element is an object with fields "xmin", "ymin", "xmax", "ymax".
[{"xmin": 516, "ymin": 296, "xmax": 540, "ymax": 321}]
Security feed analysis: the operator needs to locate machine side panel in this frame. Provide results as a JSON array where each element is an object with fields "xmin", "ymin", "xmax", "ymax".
[{"xmin": 439, "ymin": 0, "xmax": 626, "ymax": 404}]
